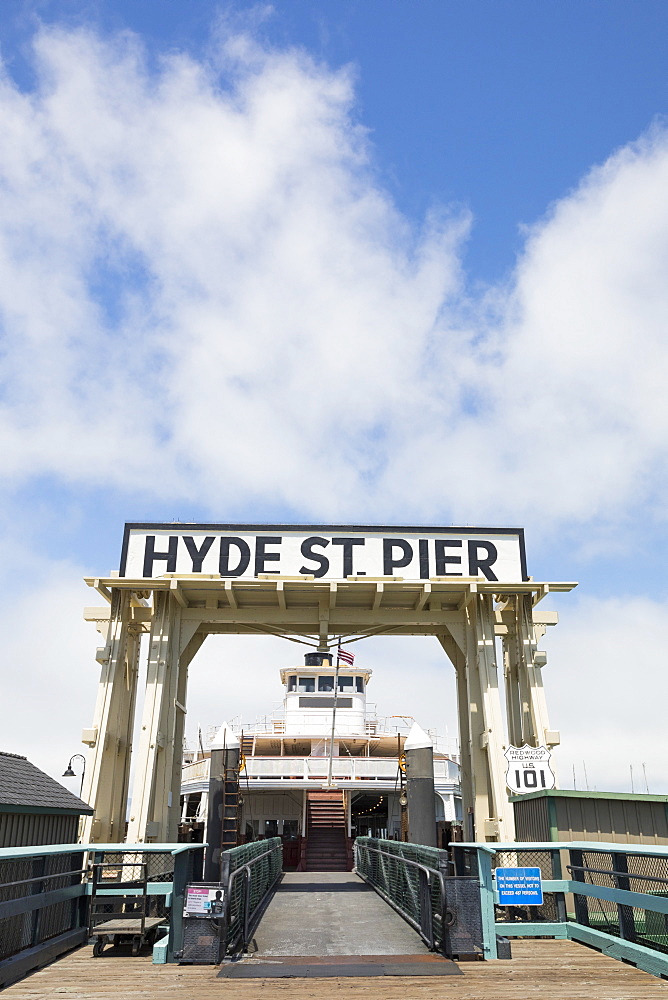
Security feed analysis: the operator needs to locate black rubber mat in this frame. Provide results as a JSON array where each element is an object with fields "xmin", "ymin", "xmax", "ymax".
[{"xmin": 217, "ymin": 955, "xmax": 462, "ymax": 978}]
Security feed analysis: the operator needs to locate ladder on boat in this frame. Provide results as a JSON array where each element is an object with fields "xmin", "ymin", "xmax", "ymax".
[{"xmin": 222, "ymin": 763, "xmax": 241, "ymax": 849}]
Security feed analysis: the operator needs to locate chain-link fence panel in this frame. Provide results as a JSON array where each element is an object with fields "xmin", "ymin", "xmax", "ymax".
[
  {"xmin": 569, "ymin": 849, "xmax": 668, "ymax": 953},
  {"xmin": 493, "ymin": 848, "xmax": 561, "ymax": 923},
  {"xmin": 90, "ymin": 850, "xmax": 175, "ymax": 918},
  {"xmin": 0, "ymin": 851, "xmax": 85, "ymax": 961}
]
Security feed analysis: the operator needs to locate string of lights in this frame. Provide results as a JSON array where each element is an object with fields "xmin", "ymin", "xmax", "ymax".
[{"xmin": 354, "ymin": 795, "xmax": 385, "ymax": 816}]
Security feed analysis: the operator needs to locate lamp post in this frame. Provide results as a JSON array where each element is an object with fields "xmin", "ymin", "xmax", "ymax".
[{"xmin": 63, "ymin": 754, "xmax": 86, "ymax": 798}]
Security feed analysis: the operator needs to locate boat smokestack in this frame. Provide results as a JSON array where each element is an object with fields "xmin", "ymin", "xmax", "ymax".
[
  {"xmin": 304, "ymin": 652, "xmax": 333, "ymax": 666},
  {"xmin": 404, "ymin": 722, "xmax": 437, "ymax": 848},
  {"xmin": 204, "ymin": 723, "xmax": 241, "ymax": 880}
]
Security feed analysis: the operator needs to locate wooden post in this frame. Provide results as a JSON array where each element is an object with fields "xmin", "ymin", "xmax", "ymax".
[
  {"xmin": 80, "ymin": 590, "xmax": 140, "ymax": 843},
  {"xmin": 126, "ymin": 591, "xmax": 179, "ymax": 843},
  {"xmin": 465, "ymin": 594, "xmax": 515, "ymax": 842},
  {"xmin": 503, "ymin": 594, "xmax": 558, "ymax": 751},
  {"xmin": 438, "ymin": 634, "xmax": 475, "ymax": 840},
  {"xmin": 167, "ymin": 630, "xmax": 205, "ymax": 842},
  {"xmin": 477, "ymin": 847, "xmax": 499, "ymax": 959}
]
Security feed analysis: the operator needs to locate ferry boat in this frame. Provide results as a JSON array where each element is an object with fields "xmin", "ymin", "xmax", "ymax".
[{"xmin": 179, "ymin": 651, "xmax": 462, "ymax": 869}]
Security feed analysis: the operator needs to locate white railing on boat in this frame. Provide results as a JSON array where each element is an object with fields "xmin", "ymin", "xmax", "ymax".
[
  {"xmin": 182, "ymin": 758, "xmax": 210, "ymax": 781},
  {"xmin": 182, "ymin": 756, "xmax": 458, "ymax": 783}
]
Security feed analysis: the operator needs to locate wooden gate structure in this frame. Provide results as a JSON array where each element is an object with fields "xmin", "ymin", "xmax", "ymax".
[{"xmin": 79, "ymin": 523, "xmax": 576, "ymax": 844}]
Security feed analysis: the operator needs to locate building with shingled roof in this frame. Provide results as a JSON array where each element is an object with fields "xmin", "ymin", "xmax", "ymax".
[{"xmin": 0, "ymin": 751, "xmax": 93, "ymax": 848}]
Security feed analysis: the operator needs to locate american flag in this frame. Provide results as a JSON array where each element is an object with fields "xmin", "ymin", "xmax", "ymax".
[{"xmin": 337, "ymin": 646, "xmax": 355, "ymax": 665}]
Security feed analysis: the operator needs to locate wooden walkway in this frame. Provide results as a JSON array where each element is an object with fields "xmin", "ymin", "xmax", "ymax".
[{"xmin": 4, "ymin": 940, "xmax": 668, "ymax": 999}]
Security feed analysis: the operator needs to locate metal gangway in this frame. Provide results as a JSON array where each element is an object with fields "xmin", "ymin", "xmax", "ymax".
[{"xmin": 354, "ymin": 837, "xmax": 483, "ymax": 956}]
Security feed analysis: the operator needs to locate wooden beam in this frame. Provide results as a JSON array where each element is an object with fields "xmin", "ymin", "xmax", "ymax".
[
  {"xmin": 457, "ymin": 583, "xmax": 477, "ymax": 612},
  {"xmin": 224, "ymin": 580, "xmax": 237, "ymax": 609},
  {"xmin": 319, "ymin": 607, "xmax": 329, "ymax": 646},
  {"xmin": 84, "ymin": 606, "xmax": 111, "ymax": 623},
  {"xmin": 495, "ymin": 607, "xmax": 559, "ymax": 626},
  {"xmin": 170, "ymin": 579, "xmax": 188, "ymax": 608},
  {"xmin": 414, "ymin": 583, "xmax": 431, "ymax": 612},
  {"xmin": 532, "ymin": 583, "xmax": 551, "ymax": 606},
  {"xmin": 181, "ymin": 607, "xmax": 468, "ymax": 626},
  {"xmin": 92, "ymin": 579, "xmax": 112, "ymax": 603},
  {"xmin": 84, "ymin": 575, "xmax": 578, "ymax": 596},
  {"xmin": 276, "ymin": 581, "xmax": 287, "ymax": 611}
]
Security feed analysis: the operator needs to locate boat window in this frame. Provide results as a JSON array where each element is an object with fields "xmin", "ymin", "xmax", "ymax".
[
  {"xmin": 282, "ymin": 819, "xmax": 299, "ymax": 840},
  {"xmin": 184, "ymin": 792, "xmax": 201, "ymax": 820},
  {"xmin": 318, "ymin": 676, "xmax": 334, "ymax": 692},
  {"xmin": 298, "ymin": 676, "xmax": 315, "ymax": 692},
  {"xmin": 355, "ymin": 676, "xmax": 364, "ymax": 692},
  {"xmin": 338, "ymin": 675, "xmax": 353, "ymax": 691},
  {"xmin": 287, "ymin": 675, "xmax": 297, "ymax": 692}
]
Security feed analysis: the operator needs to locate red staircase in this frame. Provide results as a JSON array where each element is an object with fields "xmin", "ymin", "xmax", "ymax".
[{"xmin": 305, "ymin": 790, "xmax": 351, "ymax": 871}]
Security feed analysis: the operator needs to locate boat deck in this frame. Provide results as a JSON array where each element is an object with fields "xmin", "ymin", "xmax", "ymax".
[{"xmin": 4, "ymin": 939, "xmax": 668, "ymax": 999}]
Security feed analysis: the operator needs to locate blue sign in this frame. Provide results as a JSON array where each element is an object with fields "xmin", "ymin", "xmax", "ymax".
[{"xmin": 495, "ymin": 867, "xmax": 544, "ymax": 905}]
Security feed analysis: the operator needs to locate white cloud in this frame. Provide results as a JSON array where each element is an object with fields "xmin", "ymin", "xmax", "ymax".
[
  {"xmin": 1, "ymin": 22, "xmax": 667, "ymax": 805},
  {"xmin": 0, "ymin": 560, "xmax": 98, "ymax": 789},
  {"xmin": 541, "ymin": 594, "xmax": 668, "ymax": 793},
  {"xmin": 1, "ymin": 26, "xmax": 666, "ymax": 532},
  {"xmin": 0, "ymin": 26, "xmax": 466, "ymax": 512}
]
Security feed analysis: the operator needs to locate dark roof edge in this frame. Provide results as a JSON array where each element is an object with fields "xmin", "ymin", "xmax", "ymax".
[
  {"xmin": 0, "ymin": 802, "xmax": 94, "ymax": 817},
  {"xmin": 510, "ymin": 789, "xmax": 668, "ymax": 804}
]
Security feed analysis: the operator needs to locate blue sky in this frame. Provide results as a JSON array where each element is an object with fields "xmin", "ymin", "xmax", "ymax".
[
  {"xmin": 1, "ymin": 1, "xmax": 667, "ymax": 796},
  {"xmin": 5, "ymin": 0, "xmax": 668, "ymax": 284}
]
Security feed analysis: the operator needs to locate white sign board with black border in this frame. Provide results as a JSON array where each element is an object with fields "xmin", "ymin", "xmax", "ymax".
[
  {"xmin": 120, "ymin": 523, "xmax": 529, "ymax": 582},
  {"xmin": 504, "ymin": 745, "xmax": 555, "ymax": 795}
]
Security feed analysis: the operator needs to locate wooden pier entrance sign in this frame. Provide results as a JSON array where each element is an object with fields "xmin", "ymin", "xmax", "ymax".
[
  {"xmin": 80, "ymin": 522, "xmax": 576, "ymax": 845},
  {"xmin": 121, "ymin": 524, "xmax": 528, "ymax": 582}
]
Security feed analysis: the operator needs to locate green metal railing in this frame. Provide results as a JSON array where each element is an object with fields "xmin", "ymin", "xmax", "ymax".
[
  {"xmin": 220, "ymin": 837, "xmax": 282, "ymax": 954},
  {"xmin": 0, "ymin": 842, "xmax": 204, "ymax": 986},
  {"xmin": 354, "ymin": 837, "xmax": 449, "ymax": 950},
  {"xmin": 455, "ymin": 841, "xmax": 668, "ymax": 979}
]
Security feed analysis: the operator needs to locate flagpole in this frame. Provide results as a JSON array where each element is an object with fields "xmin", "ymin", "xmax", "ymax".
[{"xmin": 326, "ymin": 644, "xmax": 341, "ymax": 788}]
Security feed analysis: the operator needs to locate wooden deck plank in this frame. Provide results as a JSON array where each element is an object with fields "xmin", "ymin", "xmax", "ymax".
[
  {"xmin": 4, "ymin": 940, "xmax": 668, "ymax": 999},
  {"xmin": 91, "ymin": 917, "xmax": 166, "ymax": 934}
]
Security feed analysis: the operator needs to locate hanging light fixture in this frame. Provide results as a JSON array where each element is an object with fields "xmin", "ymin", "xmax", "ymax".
[{"xmin": 62, "ymin": 754, "xmax": 86, "ymax": 797}]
